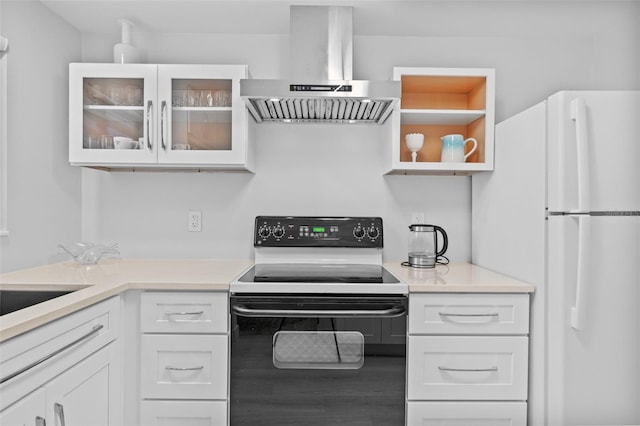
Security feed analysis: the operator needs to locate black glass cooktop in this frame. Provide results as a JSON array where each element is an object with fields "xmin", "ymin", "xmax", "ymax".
[{"xmin": 237, "ymin": 263, "xmax": 400, "ymax": 284}]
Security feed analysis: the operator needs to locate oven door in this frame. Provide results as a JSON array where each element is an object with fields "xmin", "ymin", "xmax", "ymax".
[{"xmin": 230, "ymin": 294, "xmax": 407, "ymax": 426}]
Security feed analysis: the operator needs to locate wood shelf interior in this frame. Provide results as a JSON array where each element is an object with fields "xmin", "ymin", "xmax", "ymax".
[
  {"xmin": 400, "ymin": 75, "xmax": 486, "ymax": 110},
  {"xmin": 398, "ymin": 74, "xmax": 487, "ymax": 164},
  {"xmin": 399, "ymin": 118, "xmax": 485, "ymax": 164},
  {"xmin": 83, "ymin": 109, "xmax": 144, "ymax": 142}
]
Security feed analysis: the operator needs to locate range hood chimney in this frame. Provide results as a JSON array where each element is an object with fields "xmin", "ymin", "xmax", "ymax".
[{"xmin": 240, "ymin": 6, "xmax": 400, "ymax": 124}]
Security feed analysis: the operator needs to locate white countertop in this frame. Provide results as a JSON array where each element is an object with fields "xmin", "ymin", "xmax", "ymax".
[
  {"xmin": 0, "ymin": 258, "xmax": 253, "ymax": 342},
  {"xmin": 0, "ymin": 259, "xmax": 533, "ymax": 342},
  {"xmin": 384, "ymin": 262, "xmax": 535, "ymax": 293}
]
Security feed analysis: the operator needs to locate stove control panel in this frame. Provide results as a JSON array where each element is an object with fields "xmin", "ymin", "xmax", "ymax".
[{"xmin": 254, "ymin": 216, "xmax": 383, "ymax": 248}]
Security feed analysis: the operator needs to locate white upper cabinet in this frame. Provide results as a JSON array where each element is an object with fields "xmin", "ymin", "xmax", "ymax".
[
  {"xmin": 69, "ymin": 63, "xmax": 251, "ymax": 171},
  {"xmin": 386, "ymin": 67, "xmax": 495, "ymax": 175}
]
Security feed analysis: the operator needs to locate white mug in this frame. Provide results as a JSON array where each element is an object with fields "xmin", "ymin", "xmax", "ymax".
[{"xmin": 113, "ymin": 136, "xmax": 137, "ymax": 150}]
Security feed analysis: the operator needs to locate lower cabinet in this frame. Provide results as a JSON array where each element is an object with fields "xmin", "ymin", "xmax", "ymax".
[
  {"xmin": 0, "ymin": 297, "xmax": 122, "ymax": 426},
  {"xmin": 44, "ymin": 342, "xmax": 120, "ymax": 426},
  {"xmin": 407, "ymin": 293, "xmax": 530, "ymax": 425},
  {"xmin": 140, "ymin": 334, "xmax": 228, "ymax": 400},
  {"xmin": 140, "ymin": 400, "xmax": 227, "ymax": 426},
  {"xmin": 0, "ymin": 387, "xmax": 46, "ymax": 425},
  {"xmin": 139, "ymin": 292, "xmax": 229, "ymax": 425},
  {"xmin": 406, "ymin": 401, "xmax": 527, "ymax": 426}
]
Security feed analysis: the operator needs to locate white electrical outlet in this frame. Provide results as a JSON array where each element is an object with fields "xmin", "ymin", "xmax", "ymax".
[
  {"xmin": 188, "ymin": 211, "xmax": 202, "ymax": 232},
  {"xmin": 411, "ymin": 212, "xmax": 425, "ymax": 224}
]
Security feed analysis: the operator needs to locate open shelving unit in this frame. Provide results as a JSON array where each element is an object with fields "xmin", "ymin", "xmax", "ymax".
[{"xmin": 385, "ymin": 67, "xmax": 495, "ymax": 175}]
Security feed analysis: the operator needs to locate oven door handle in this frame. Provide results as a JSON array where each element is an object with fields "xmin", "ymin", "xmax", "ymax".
[{"xmin": 231, "ymin": 304, "xmax": 406, "ymax": 318}]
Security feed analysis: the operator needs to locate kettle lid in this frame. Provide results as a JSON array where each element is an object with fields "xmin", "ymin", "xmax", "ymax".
[{"xmin": 409, "ymin": 224, "xmax": 435, "ymax": 232}]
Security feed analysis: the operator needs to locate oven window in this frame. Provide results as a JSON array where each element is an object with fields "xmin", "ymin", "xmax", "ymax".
[{"xmin": 273, "ymin": 330, "xmax": 364, "ymax": 369}]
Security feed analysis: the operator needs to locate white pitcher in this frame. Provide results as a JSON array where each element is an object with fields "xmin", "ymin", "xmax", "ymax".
[{"xmin": 440, "ymin": 134, "xmax": 478, "ymax": 162}]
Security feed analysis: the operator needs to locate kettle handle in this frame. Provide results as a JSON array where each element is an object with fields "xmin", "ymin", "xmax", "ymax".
[{"xmin": 434, "ymin": 226, "xmax": 448, "ymax": 257}]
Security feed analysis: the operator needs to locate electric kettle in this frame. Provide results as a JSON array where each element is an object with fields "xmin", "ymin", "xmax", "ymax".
[{"xmin": 407, "ymin": 224, "xmax": 448, "ymax": 268}]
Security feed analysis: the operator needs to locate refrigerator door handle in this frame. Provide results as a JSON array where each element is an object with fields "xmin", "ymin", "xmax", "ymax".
[
  {"xmin": 570, "ymin": 215, "xmax": 591, "ymax": 330},
  {"xmin": 570, "ymin": 98, "xmax": 591, "ymax": 213}
]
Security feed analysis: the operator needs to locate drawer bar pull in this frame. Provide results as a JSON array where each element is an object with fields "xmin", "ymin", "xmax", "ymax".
[
  {"xmin": 54, "ymin": 403, "xmax": 66, "ymax": 426},
  {"xmin": 165, "ymin": 310, "xmax": 204, "ymax": 316},
  {"xmin": 0, "ymin": 324, "xmax": 104, "ymax": 384},
  {"xmin": 165, "ymin": 365, "xmax": 204, "ymax": 371},
  {"xmin": 438, "ymin": 365, "xmax": 498, "ymax": 372},
  {"xmin": 438, "ymin": 312, "xmax": 499, "ymax": 317}
]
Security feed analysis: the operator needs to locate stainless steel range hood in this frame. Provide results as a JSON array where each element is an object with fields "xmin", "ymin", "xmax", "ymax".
[{"xmin": 240, "ymin": 6, "xmax": 400, "ymax": 124}]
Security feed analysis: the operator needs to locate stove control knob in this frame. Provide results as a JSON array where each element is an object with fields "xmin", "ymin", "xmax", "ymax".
[
  {"xmin": 366, "ymin": 226, "xmax": 380, "ymax": 239},
  {"xmin": 272, "ymin": 225, "xmax": 285, "ymax": 239},
  {"xmin": 353, "ymin": 225, "xmax": 365, "ymax": 239},
  {"xmin": 258, "ymin": 225, "xmax": 271, "ymax": 239}
]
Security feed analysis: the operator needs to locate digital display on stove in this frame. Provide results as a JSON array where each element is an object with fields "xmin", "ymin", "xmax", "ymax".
[{"xmin": 312, "ymin": 226, "xmax": 326, "ymax": 233}]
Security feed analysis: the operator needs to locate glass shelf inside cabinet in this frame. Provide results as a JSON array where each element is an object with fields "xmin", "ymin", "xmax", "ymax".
[
  {"xmin": 82, "ymin": 78, "xmax": 145, "ymax": 150},
  {"xmin": 83, "ymin": 78, "xmax": 144, "ymax": 108},
  {"xmin": 170, "ymin": 78, "xmax": 234, "ymax": 151},
  {"xmin": 171, "ymin": 109, "xmax": 232, "ymax": 151}
]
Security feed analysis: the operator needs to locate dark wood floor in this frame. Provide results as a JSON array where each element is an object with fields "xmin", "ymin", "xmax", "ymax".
[{"xmin": 230, "ymin": 334, "xmax": 405, "ymax": 426}]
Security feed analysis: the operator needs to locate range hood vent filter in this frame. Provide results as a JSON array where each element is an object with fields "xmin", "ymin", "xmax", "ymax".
[{"xmin": 249, "ymin": 97, "xmax": 392, "ymax": 123}]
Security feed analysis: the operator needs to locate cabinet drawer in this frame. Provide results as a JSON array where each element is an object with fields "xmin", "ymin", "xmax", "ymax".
[
  {"xmin": 409, "ymin": 293, "xmax": 529, "ymax": 335},
  {"xmin": 406, "ymin": 401, "xmax": 527, "ymax": 426},
  {"xmin": 407, "ymin": 336, "xmax": 528, "ymax": 400},
  {"xmin": 0, "ymin": 296, "xmax": 120, "ymax": 410},
  {"xmin": 141, "ymin": 334, "xmax": 228, "ymax": 400},
  {"xmin": 140, "ymin": 400, "xmax": 227, "ymax": 426},
  {"xmin": 140, "ymin": 292, "xmax": 228, "ymax": 333}
]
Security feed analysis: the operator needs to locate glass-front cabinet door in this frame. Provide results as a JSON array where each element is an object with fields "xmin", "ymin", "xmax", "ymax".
[
  {"xmin": 69, "ymin": 63, "xmax": 250, "ymax": 170},
  {"xmin": 156, "ymin": 65, "xmax": 248, "ymax": 167},
  {"xmin": 69, "ymin": 63, "xmax": 158, "ymax": 165}
]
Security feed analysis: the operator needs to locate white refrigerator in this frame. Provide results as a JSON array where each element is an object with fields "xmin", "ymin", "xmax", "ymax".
[{"xmin": 472, "ymin": 91, "xmax": 640, "ymax": 426}]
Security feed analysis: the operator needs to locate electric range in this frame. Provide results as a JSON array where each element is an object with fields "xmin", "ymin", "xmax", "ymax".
[
  {"xmin": 230, "ymin": 215, "xmax": 407, "ymax": 295},
  {"xmin": 229, "ymin": 216, "xmax": 408, "ymax": 425}
]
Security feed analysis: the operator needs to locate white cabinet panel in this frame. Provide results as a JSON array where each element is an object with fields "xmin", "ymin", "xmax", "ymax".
[
  {"xmin": 0, "ymin": 297, "xmax": 120, "ymax": 410},
  {"xmin": 140, "ymin": 400, "xmax": 227, "ymax": 426},
  {"xmin": 409, "ymin": 293, "xmax": 529, "ymax": 335},
  {"xmin": 45, "ymin": 342, "xmax": 121, "ymax": 426},
  {"xmin": 0, "ymin": 341, "xmax": 121, "ymax": 426},
  {"xmin": 407, "ymin": 336, "xmax": 528, "ymax": 401},
  {"xmin": 140, "ymin": 292, "xmax": 228, "ymax": 334},
  {"xmin": 0, "ymin": 387, "xmax": 46, "ymax": 426},
  {"xmin": 406, "ymin": 401, "xmax": 527, "ymax": 426},
  {"xmin": 141, "ymin": 334, "xmax": 228, "ymax": 400}
]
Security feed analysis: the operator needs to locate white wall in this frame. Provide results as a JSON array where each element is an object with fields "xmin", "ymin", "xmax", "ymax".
[
  {"xmin": 76, "ymin": 1, "xmax": 639, "ymax": 264},
  {"xmin": 0, "ymin": 0, "xmax": 82, "ymax": 272},
  {"xmin": 2, "ymin": 1, "xmax": 638, "ymax": 270}
]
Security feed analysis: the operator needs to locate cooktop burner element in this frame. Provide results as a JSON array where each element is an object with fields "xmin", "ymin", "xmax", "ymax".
[{"xmin": 231, "ymin": 216, "xmax": 407, "ymax": 295}]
